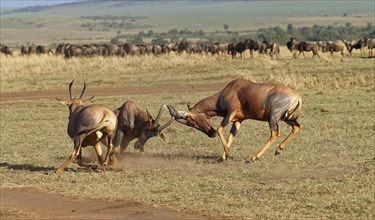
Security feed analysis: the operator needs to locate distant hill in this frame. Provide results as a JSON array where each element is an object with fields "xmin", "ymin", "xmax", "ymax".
[{"xmin": 0, "ymin": 0, "xmax": 373, "ymax": 46}]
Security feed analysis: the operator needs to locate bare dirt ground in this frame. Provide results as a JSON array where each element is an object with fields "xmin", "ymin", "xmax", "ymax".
[
  {"xmin": 0, "ymin": 82, "xmax": 231, "ymax": 220},
  {"xmin": 0, "ymin": 187, "xmax": 227, "ymax": 220}
]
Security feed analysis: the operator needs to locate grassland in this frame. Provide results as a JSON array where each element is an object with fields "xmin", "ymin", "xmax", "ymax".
[{"xmin": 0, "ymin": 48, "xmax": 374, "ymax": 219}]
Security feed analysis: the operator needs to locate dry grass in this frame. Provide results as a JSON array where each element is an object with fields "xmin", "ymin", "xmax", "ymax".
[{"xmin": 0, "ymin": 49, "xmax": 374, "ymax": 219}]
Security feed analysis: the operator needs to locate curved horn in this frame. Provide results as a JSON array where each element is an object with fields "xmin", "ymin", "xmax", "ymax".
[
  {"xmin": 157, "ymin": 116, "xmax": 174, "ymax": 132},
  {"xmin": 165, "ymin": 104, "xmax": 189, "ymax": 125},
  {"xmin": 165, "ymin": 104, "xmax": 186, "ymax": 118},
  {"xmin": 153, "ymin": 103, "xmax": 165, "ymax": 127},
  {"xmin": 79, "ymin": 81, "xmax": 87, "ymax": 99},
  {"xmin": 68, "ymin": 80, "xmax": 74, "ymax": 99}
]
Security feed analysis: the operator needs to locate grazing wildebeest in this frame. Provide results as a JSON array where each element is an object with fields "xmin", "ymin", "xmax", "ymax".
[
  {"xmin": 112, "ymin": 101, "xmax": 174, "ymax": 155},
  {"xmin": 166, "ymin": 78, "xmax": 302, "ymax": 162},
  {"xmin": 228, "ymin": 41, "xmax": 248, "ymax": 59},
  {"xmin": 27, "ymin": 46, "xmax": 36, "ymax": 55},
  {"xmin": 287, "ymin": 37, "xmax": 319, "ymax": 58},
  {"xmin": 123, "ymin": 43, "xmax": 140, "ymax": 56},
  {"xmin": 152, "ymin": 45, "xmax": 162, "ymax": 56},
  {"xmin": 245, "ymin": 39, "xmax": 262, "ymax": 58},
  {"xmin": 64, "ymin": 45, "xmax": 83, "ymax": 58},
  {"xmin": 20, "ymin": 46, "xmax": 29, "ymax": 56},
  {"xmin": 55, "ymin": 43, "xmax": 69, "ymax": 56},
  {"xmin": 36, "ymin": 45, "xmax": 54, "ymax": 55},
  {"xmin": 365, "ymin": 37, "xmax": 374, "ymax": 57},
  {"xmin": 322, "ymin": 42, "xmax": 344, "ymax": 57},
  {"xmin": 55, "ymin": 80, "xmax": 118, "ymax": 174},
  {"xmin": 341, "ymin": 39, "xmax": 366, "ymax": 56},
  {"xmin": 260, "ymin": 41, "xmax": 280, "ymax": 59},
  {"xmin": 0, "ymin": 44, "xmax": 13, "ymax": 55}
]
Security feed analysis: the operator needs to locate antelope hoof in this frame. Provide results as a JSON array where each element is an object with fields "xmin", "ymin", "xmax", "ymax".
[
  {"xmin": 217, "ymin": 153, "xmax": 229, "ymax": 162},
  {"xmin": 251, "ymin": 156, "xmax": 258, "ymax": 162},
  {"xmin": 108, "ymin": 155, "xmax": 116, "ymax": 165},
  {"xmin": 275, "ymin": 150, "xmax": 281, "ymax": 156},
  {"xmin": 55, "ymin": 168, "xmax": 64, "ymax": 174}
]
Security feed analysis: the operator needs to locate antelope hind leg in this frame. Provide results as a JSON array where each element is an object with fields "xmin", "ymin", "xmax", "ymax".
[
  {"xmin": 251, "ymin": 129, "xmax": 280, "ymax": 162},
  {"xmin": 103, "ymin": 136, "xmax": 113, "ymax": 166},
  {"xmin": 56, "ymin": 147, "xmax": 80, "ymax": 174},
  {"xmin": 275, "ymin": 120, "xmax": 301, "ymax": 155}
]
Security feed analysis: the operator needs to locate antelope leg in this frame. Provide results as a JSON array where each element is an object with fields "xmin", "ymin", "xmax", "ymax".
[
  {"xmin": 94, "ymin": 142, "xmax": 103, "ymax": 164},
  {"xmin": 251, "ymin": 130, "xmax": 280, "ymax": 162},
  {"xmin": 227, "ymin": 121, "xmax": 242, "ymax": 151},
  {"xmin": 217, "ymin": 111, "xmax": 237, "ymax": 161},
  {"xmin": 275, "ymin": 120, "xmax": 301, "ymax": 155},
  {"xmin": 103, "ymin": 135, "xmax": 113, "ymax": 166},
  {"xmin": 56, "ymin": 145, "xmax": 81, "ymax": 174}
]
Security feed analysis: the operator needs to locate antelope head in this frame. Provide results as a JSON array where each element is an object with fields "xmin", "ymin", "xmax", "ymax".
[
  {"xmin": 57, "ymin": 80, "xmax": 95, "ymax": 113},
  {"xmin": 166, "ymin": 104, "xmax": 217, "ymax": 138},
  {"xmin": 134, "ymin": 104, "xmax": 174, "ymax": 149}
]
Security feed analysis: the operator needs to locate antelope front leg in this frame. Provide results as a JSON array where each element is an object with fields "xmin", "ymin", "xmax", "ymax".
[
  {"xmin": 217, "ymin": 112, "xmax": 238, "ymax": 161},
  {"xmin": 217, "ymin": 126, "xmax": 229, "ymax": 161}
]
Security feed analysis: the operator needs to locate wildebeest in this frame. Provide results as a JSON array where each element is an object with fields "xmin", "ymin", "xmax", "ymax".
[
  {"xmin": 166, "ymin": 78, "xmax": 302, "ymax": 162},
  {"xmin": 365, "ymin": 37, "xmax": 374, "ymax": 57},
  {"xmin": 246, "ymin": 39, "xmax": 262, "ymax": 58},
  {"xmin": 287, "ymin": 37, "xmax": 319, "ymax": 58},
  {"xmin": 20, "ymin": 46, "xmax": 29, "ymax": 56},
  {"xmin": 123, "ymin": 43, "xmax": 141, "ymax": 56},
  {"xmin": 321, "ymin": 41, "xmax": 344, "ymax": 57},
  {"xmin": 260, "ymin": 41, "xmax": 280, "ymax": 59},
  {"xmin": 36, "ymin": 45, "xmax": 54, "ymax": 55},
  {"xmin": 112, "ymin": 101, "xmax": 174, "ymax": 155},
  {"xmin": 228, "ymin": 41, "xmax": 248, "ymax": 59},
  {"xmin": 152, "ymin": 45, "xmax": 162, "ymax": 56},
  {"xmin": 341, "ymin": 39, "xmax": 366, "ymax": 56},
  {"xmin": 0, "ymin": 44, "xmax": 13, "ymax": 55},
  {"xmin": 55, "ymin": 80, "xmax": 117, "ymax": 174},
  {"xmin": 64, "ymin": 45, "xmax": 83, "ymax": 58}
]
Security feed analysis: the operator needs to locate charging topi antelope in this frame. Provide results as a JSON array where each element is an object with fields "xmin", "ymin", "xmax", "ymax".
[
  {"xmin": 112, "ymin": 101, "xmax": 174, "ymax": 154},
  {"xmin": 166, "ymin": 78, "xmax": 302, "ymax": 162},
  {"xmin": 55, "ymin": 80, "xmax": 117, "ymax": 174}
]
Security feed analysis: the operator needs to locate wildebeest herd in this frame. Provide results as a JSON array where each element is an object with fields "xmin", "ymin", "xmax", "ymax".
[
  {"xmin": 1, "ymin": 36, "xmax": 374, "ymax": 58},
  {"xmin": 55, "ymin": 78, "xmax": 302, "ymax": 173}
]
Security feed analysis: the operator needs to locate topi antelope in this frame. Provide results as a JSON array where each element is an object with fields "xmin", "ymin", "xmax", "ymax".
[
  {"xmin": 166, "ymin": 79, "xmax": 302, "ymax": 162},
  {"xmin": 111, "ymin": 101, "xmax": 174, "ymax": 155},
  {"xmin": 55, "ymin": 80, "xmax": 117, "ymax": 174}
]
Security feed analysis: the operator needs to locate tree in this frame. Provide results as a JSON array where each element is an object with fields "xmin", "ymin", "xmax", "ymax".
[
  {"xmin": 287, "ymin": 23, "xmax": 294, "ymax": 34},
  {"xmin": 224, "ymin": 24, "xmax": 229, "ymax": 31},
  {"xmin": 151, "ymin": 36, "xmax": 167, "ymax": 45},
  {"xmin": 132, "ymin": 36, "xmax": 144, "ymax": 44},
  {"xmin": 110, "ymin": 37, "xmax": 118, "ymax": 45}
]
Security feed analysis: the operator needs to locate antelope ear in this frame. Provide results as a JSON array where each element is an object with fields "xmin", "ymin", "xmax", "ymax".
[
  {"xmin": 88, "ymin": 95, "xmax": 96, "ymax": 101},
  {"xmin": 83, "ymin": 96, "xmax": 95, "ymax": 104},
  {"xmin": 56, "ymin": 98, "xmax": 69, "ymax": 106},
  {"xmin": 159, "ymin": 132, "xmax": 166, "ymax": 142}
]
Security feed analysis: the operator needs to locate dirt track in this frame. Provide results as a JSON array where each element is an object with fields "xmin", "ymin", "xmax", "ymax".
[
  {"xmin": 0, "ymin": 82, "xmax": 231, "ymax": 220},
  {"xmin": 0, "ymin": 82, "xmax": 227, "ymax": 101}
]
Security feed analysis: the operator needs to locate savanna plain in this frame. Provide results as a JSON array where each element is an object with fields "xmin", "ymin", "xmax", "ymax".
[{"xmin": 0, "ymin": 47, "xmax": 374, "ymax": 219}]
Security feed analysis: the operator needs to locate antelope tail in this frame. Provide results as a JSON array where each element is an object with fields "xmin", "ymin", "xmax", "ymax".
[
  {"xmin": 286, "ymin": 98, "xmax": 302, "ymax": 120},
  {"xmin": 79, "ymin": 116, "xmax": 110, "ymax": 137}
]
